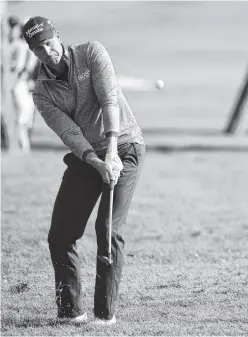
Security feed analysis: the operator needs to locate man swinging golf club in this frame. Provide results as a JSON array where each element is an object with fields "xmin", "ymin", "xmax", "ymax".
[{"xmin": 22, "ymin": 17, "xmax": 146, "ymax": 325}]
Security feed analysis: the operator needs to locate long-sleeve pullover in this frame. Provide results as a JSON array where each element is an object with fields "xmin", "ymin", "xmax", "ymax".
[{"xmin": 33, "ymin": 41, "xmax": 144, "ymax": 159}]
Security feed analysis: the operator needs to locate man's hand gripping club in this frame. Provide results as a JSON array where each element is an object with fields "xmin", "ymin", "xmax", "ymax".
[
  {"xmin": 85, "ymin": 152, "xmax": 123, "ymax": 187},
  {"xmin": 105, "ymin": 151, "xmax": 123, "ymax": 185},
  {"xmin": 104, "ymin": 133, "xmax": 123, "ymax": 185}
]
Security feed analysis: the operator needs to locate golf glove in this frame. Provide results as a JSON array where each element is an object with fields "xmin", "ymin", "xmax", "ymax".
[{"xmin": 105, "ymin": 152, "xmax": 123, "ymax": 184}]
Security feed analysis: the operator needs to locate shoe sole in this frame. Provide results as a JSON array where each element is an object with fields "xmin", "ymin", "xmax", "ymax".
[
  {"xmin": 92, "ymin": 316, "xmax": 116, "ymax": 325},
  {"xmin": 58, "ymin": 312, "xmax": 87, "ymax": 324}
]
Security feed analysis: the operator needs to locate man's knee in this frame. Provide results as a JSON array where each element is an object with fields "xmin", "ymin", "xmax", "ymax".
[
  {"xmin": 112, "ymin": 232, "xmax": 124, "ymax": 247},
  {"xmin": 47, "ymin": 230, "xmax": 65, "ymax": 251},
  {"xmin": 48, "ymin": 228, "xmax": 77, "ymax": 253}
]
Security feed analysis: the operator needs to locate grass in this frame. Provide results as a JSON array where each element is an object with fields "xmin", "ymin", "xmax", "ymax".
[{"xmin": 2, "ymin": 151, "xmax": 248, "ymax": 336}]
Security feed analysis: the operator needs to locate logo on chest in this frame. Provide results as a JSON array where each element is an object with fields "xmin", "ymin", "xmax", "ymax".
[{"xmin": 78, "ymin": 69, "xmax": 90, "ymax": 82}]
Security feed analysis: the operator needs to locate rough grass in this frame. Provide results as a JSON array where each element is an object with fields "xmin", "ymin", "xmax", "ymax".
[{"xmin": 2, "ymin": 151, "xmax": 248, "ymax": 336}]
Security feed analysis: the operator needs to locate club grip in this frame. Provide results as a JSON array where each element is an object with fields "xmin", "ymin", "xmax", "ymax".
[{"xmin": 110, "ymin": 180, "xmax": 115, "ymax": 190}]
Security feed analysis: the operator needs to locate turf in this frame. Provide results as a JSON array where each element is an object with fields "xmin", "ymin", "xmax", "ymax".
[{"xmin": 2, "ymin": 151, "xmax": 248, "ymax": 336}]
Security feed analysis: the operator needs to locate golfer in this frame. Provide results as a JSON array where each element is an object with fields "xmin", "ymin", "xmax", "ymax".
[{"xmin": 22, "ymin": 17, "xmax": 146, "ymax": 324}]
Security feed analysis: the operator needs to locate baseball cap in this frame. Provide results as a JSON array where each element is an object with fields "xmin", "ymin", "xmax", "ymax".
[{"xmin": 22, "ymin": 16, "xmax": 56, "ymax": 49}]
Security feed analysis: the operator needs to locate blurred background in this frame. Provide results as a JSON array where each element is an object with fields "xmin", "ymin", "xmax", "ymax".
[{"xmin": 1, "ymin": 0, "xmax": 248, "ymax": 151}]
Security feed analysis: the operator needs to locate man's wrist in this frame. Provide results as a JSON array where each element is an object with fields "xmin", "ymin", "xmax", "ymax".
[
  {"xmin": 105, "ymin": 152, "xmax": 118, "ymax": 160},
  {"xmin": 82, "ymin": 149, "xmax": 97, "ymax": 163},
  {"xmin": 106, "ymin": 135, "xmax": 118, "ymax": 156},
  {"xmin": 84, "ymin": 152, "xmax": 103, "ymax": 170}
]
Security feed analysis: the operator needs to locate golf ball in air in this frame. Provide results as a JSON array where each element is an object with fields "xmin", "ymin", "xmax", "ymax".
[{"xmin": 155, "ymin": 80, "xmax": 164, "ymax": 89}]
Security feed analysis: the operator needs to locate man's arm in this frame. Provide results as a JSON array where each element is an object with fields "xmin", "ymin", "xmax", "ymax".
[
  {"xmin": 105, "ymin": 131, "xmax": 118, "ymax": 154},
  {"xmin": 88, "ymin": 41, "xmax": 120, "ymax": 155},
  {"xmin": 33, "ymin": 93, "xmax": 96, "ymax": 160},
  {"xmin": 34, "ymin": 93, "xmax": 117, "ymax": 184},
  {"xmin": 88, "ymin": 42, "xmax": 124, "ymax": 184}
]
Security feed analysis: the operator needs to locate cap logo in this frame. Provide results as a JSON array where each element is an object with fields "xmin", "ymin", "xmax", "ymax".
[{"xmin": 25, "ymin": 22, "xmax": 44, "ymax": 38}]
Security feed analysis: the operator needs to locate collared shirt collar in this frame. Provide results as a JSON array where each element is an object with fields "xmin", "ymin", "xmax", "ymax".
[{"xmin": 43, "ymin": 64, "xmax": 57, "ymax": 80}]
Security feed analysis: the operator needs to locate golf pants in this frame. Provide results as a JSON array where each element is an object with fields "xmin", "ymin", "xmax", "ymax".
[{"xmin": 48, "ymin": 142, "xmax": 146, "ymax": 319}]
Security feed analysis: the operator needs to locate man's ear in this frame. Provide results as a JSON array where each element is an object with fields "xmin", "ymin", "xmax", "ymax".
[{"xmin": 56, "ymin": 31, "xmax": 62, "ymax": 43}]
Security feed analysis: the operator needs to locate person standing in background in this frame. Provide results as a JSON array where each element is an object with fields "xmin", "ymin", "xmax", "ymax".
[{"xmin": 9, "ymin": 15, "xmax": 38, "ymax": 152}]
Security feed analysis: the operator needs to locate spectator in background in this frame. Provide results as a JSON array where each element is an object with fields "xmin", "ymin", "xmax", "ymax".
[
  {"xmin": 1, "ymin": 15, "xmax": 9, "ymax": 150},
  {"xmin": 8, "ymin": 15, "xmax": 39, "ymax": 152}
]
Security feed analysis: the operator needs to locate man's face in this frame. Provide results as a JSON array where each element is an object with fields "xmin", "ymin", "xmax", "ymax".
[{"xmin": 32, "ymin": 33, "xmax": 63, "ymax": 66}]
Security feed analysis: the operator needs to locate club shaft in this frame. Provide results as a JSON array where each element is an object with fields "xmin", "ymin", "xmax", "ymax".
[{"xmin": 108, "ymin": 188, "xmax": 114, "ymax": 259}]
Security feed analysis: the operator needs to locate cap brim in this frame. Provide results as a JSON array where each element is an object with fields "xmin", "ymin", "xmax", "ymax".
[{"xmin": 28, "ymin": 29, "xmax": 54, "ymax": 49}]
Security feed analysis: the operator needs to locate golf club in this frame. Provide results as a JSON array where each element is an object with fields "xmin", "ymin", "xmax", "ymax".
[{"xmin": 98, "ymin": 180, "xmax": 114, "ymax": 266}]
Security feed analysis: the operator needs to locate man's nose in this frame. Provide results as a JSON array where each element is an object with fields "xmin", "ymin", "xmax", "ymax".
[{"xmin": 42, "ymin": 45, "xmax": 51, "ymax": 55}]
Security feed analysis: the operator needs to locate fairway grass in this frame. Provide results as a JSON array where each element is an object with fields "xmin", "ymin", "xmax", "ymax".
[{"xmin": 1, "ymin": 150, "xmax": 248, "ymax": 336}]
